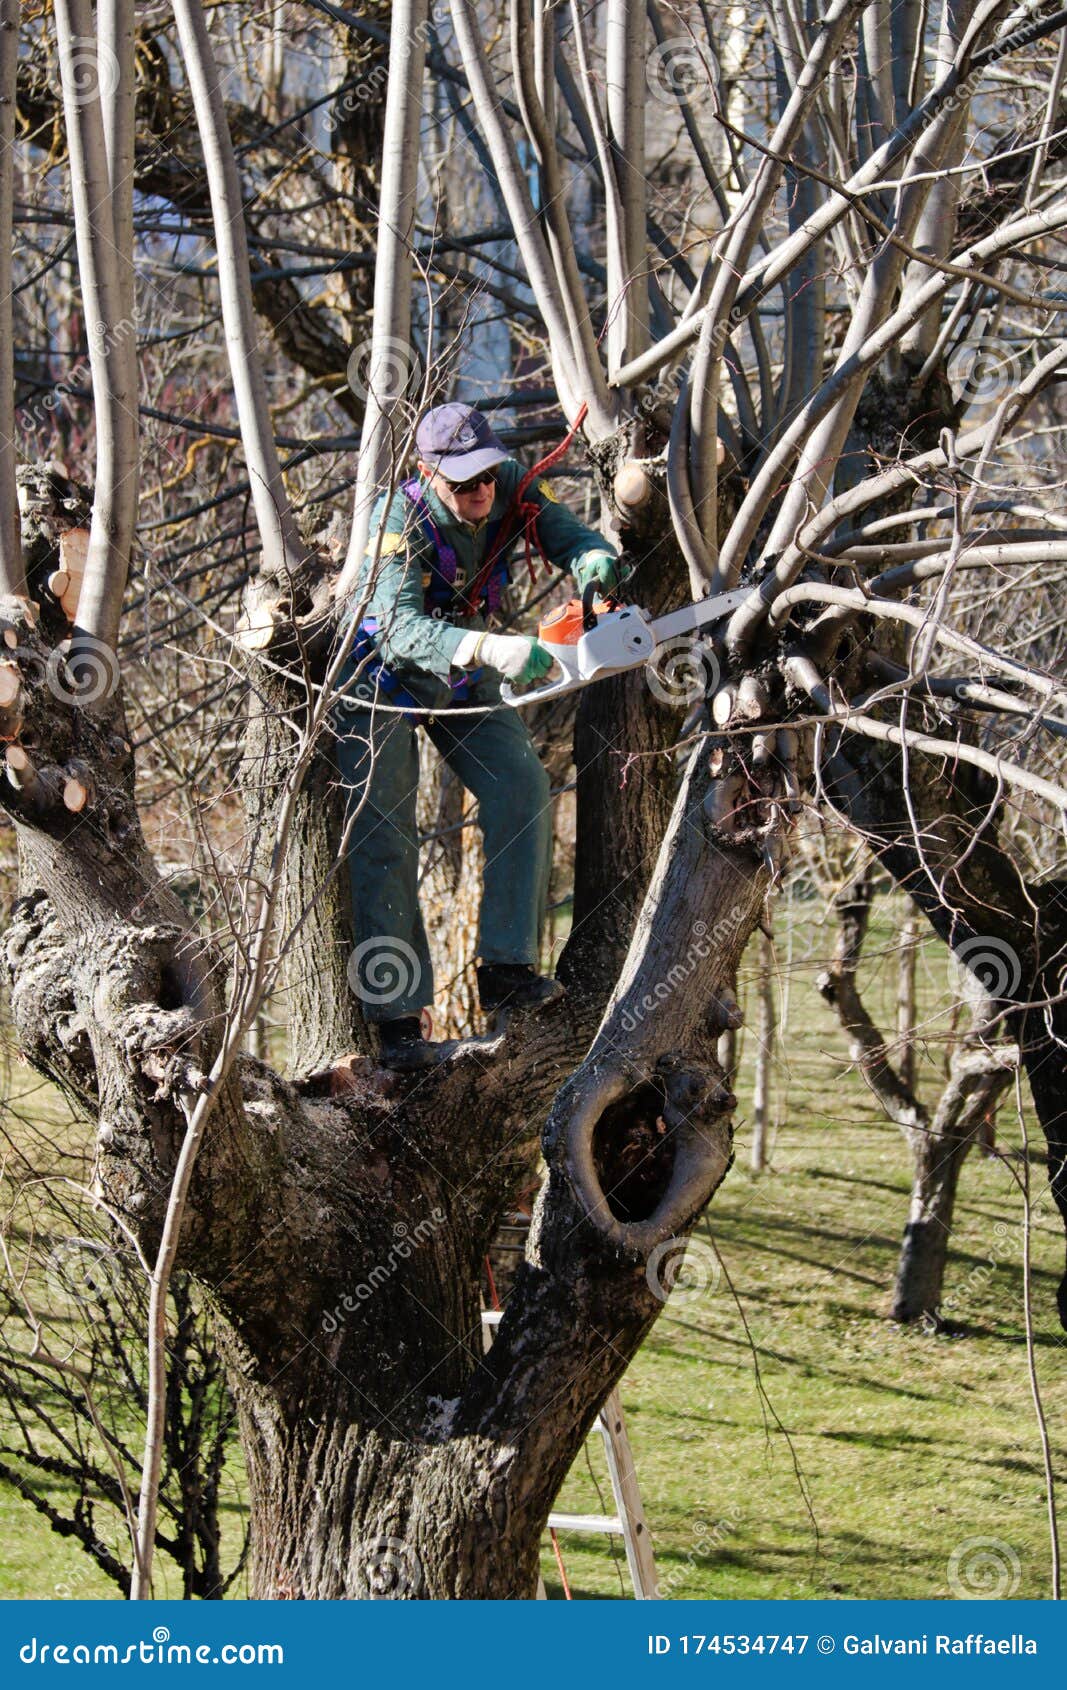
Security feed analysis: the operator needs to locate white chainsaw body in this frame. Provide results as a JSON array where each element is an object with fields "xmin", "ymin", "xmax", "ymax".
[
  {"xmin": 505, "ymin": 605, "xmax": 656, "ymax": 704},
  {"xmin": 501, "ymin": 589, "xmax": 750, "ymax": 707}
]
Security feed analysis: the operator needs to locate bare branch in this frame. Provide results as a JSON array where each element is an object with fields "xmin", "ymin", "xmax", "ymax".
[
  {"xmin": 53, "ymin": 0, "xmax": 138, "ymax": 654},
  {"xmin": 788, "ymin": 650, "xmax": 1067, "ymax": 812},
  {"xmin": 605, "ymin": 0, "xmax": 649, "ymax": 366},
  {"xmin": 337, "ymin": 0, "xmax": 428, "ymax": 595},
  {"xmin": 170, "ymin": 0, "xmax": 305, "ymax": 586}
]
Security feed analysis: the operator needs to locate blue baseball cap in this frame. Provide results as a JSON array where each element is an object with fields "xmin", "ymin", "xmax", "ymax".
[{"xmin": 415, "ymin": 403, "xmax": 508, "ymax": 481}]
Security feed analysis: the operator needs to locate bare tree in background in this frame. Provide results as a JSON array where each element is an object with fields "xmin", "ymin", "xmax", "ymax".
[
  {"xmin": 1, "ymin": 0, "xmax": 1066, "ymax": 1598},
  {"xmin": 817, "ymin": 859, "xmax": 1019, "ymax": 1324}
]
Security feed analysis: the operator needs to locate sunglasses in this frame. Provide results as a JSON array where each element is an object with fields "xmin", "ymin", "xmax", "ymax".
[{"xmin": 442, "ymin": 470, "xmax": 496, "ymax": 495}]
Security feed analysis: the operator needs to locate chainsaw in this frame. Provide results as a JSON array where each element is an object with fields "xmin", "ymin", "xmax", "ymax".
[{"xmin": 501, "ymin": 582, "xmax": 751, "ymax": 707}]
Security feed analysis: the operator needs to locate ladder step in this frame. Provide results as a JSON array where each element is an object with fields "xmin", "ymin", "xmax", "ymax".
[{"xmin": 547, "ymin": 1511, "xmax": 625, "ymax": 1535}]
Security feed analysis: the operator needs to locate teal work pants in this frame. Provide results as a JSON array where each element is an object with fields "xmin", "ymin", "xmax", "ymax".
[{"xmin": 336, "ymin": 694, "xmax": 553, "ymax": 1022}]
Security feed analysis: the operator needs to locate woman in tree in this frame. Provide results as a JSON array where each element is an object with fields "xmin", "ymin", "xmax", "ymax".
[{"xmin": 337, "ymin": 403, "xmax": 619, "ymax": 1068}]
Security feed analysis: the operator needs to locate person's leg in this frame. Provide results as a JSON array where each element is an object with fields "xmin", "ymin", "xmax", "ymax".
[
  {"xmin": 426, "ymin": 705, "xmax": 552, "ymax": 966},
  {"xmin": 335, "ymin": 697, "xmax": 433, "ymax": 1023}
]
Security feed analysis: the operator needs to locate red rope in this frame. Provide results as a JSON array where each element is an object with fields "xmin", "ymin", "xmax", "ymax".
[
  {"xmin": 512, "ymin": 400, "xmax": 590, "ymax": 585},
  {"xmin": 457, "ymin": 402, "xmax": 590, "ymax": 613},
  {"xmin": 549, "ymin": 1528, "xmax": 573, "ymax": 1599},
  {"xmin": 483, "ymin": 1253, "xmax": 501, "ymax": 1311}
]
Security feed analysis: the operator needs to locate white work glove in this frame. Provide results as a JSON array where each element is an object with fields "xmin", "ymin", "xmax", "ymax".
[{"xmin": 453, "ymin": 630, "xmax": 554, "ymax": 684}]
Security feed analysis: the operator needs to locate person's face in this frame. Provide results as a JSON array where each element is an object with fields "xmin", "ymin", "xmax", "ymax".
[{"xmin": 420, "ymin": 460, "xmax": 497, "ymax": 524}]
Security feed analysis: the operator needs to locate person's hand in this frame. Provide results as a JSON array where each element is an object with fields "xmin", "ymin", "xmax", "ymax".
[
  {"xmin": 516, "ymin": 640, "xmax": 555, "ymax": 686},
  {"xmin": 573, "ymin": 550, "xmax": 620, "ymax": 595},
  {"xmin": 477, "ymin": 632, "xmax": 555, "ymax": 684}
]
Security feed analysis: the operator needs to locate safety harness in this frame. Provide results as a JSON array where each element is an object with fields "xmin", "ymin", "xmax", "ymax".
[{"xmin": 353, "ymin": 405, "xmax": 590, "ymax": 715}]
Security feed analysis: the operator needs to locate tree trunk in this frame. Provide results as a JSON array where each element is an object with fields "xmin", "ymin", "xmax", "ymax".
[
  {"xmin": 892, "ymin": 1130, "xmax": 972, "ymax": 1328},
  {"xmin": 238, "ymin": 1416, "xmax": 544, "ymax": 1600},
  {"xmin": 239, "ymin": 563, "xmax": 362, "ymax": 1074},
  {"xmin": 816, "ymin": 854, "xmax": 1018, "ymax": 1324},
  {"xmin": 896, "ymin": 902, "xmax": 919, "ymax": 1096},
  {"xmin": 417, "ymin": 739, "xmax": 482, "ymax": 1039},
  {"xmin": 891, "ymin": 1044, "xmax": 1017, "ymax": 1325},
  {"xmin": 825, "ymin": 734, "xmax": 1067, "ymax": 1329}
]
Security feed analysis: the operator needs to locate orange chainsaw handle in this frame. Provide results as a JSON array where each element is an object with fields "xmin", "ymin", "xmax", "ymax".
[{"xmin": 537, "ymin": 588, "xmax": 618, "ymax": 649}]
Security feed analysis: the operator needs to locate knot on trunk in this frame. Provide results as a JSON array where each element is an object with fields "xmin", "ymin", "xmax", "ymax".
[
  {"xmin": 86, "ymin": 923, "xmax": 212, "ymax": 1098},
  {"xmin": 545, "ymin": 1053, "xmax": 733, "ymax": 1254},
  {"xmin": 3, "ymin": 889, "xmax": 98, "ymax": 1099},
  {"xmin": 703, "ymin": 731, "xmax": 797, "ymax": 869},
  {"xmin": 235, "ymin": 556, "xmax": 335, "ymax": 663}
]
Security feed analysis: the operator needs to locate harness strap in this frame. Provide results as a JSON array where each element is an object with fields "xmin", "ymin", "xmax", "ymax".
[{"xmin": 399, "ymin": 477, "xmax": 458, "ymax": 585}]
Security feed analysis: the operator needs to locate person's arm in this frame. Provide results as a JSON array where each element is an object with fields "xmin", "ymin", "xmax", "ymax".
[
  {"xmin": 355, "ymin": 494, "xmax": 467, "ymax": 681},
  {"xmin": 495, "ymin": 459, "xmax": 618, "ymax": 581}
]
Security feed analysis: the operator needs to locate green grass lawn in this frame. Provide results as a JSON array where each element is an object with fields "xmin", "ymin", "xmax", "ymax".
[
  {"xmin": 542, "ymin": 1130, "xmax": 1062, "ymax": 1600},
  {"xmin": 2, "ymin": 899, "xmax": 1063, "ymax": 1600},
  {"xmin": 540, "ymin": 898, "xmax": 1065, "ymax": 1599}
]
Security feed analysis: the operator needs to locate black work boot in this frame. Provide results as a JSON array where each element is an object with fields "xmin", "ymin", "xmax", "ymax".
[
  {"xmin": 377, "ymin": 1016, "xmax": 441, "ymax": 1072},
  {"xmin": 476, "ymin": 963, "xmax": 565, "ymax": 1015}
]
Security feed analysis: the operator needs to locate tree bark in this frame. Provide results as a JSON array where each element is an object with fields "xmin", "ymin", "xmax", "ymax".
[
  {"xmin": 416, "ymin": 740, "xmax": 481, "ymax": 1040},
  {"xmin": 239, "ymin": 558, "xmax": 362, "ymax": 1074},
  {"xmin": 896, "ymin": 902, "xmax": 919, "ymax": 1096}
]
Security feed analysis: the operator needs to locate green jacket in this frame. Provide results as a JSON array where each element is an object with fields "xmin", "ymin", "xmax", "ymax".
[{"xmin": 344, "ymin": 459, "xmax": 614, "ymax": 710}]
